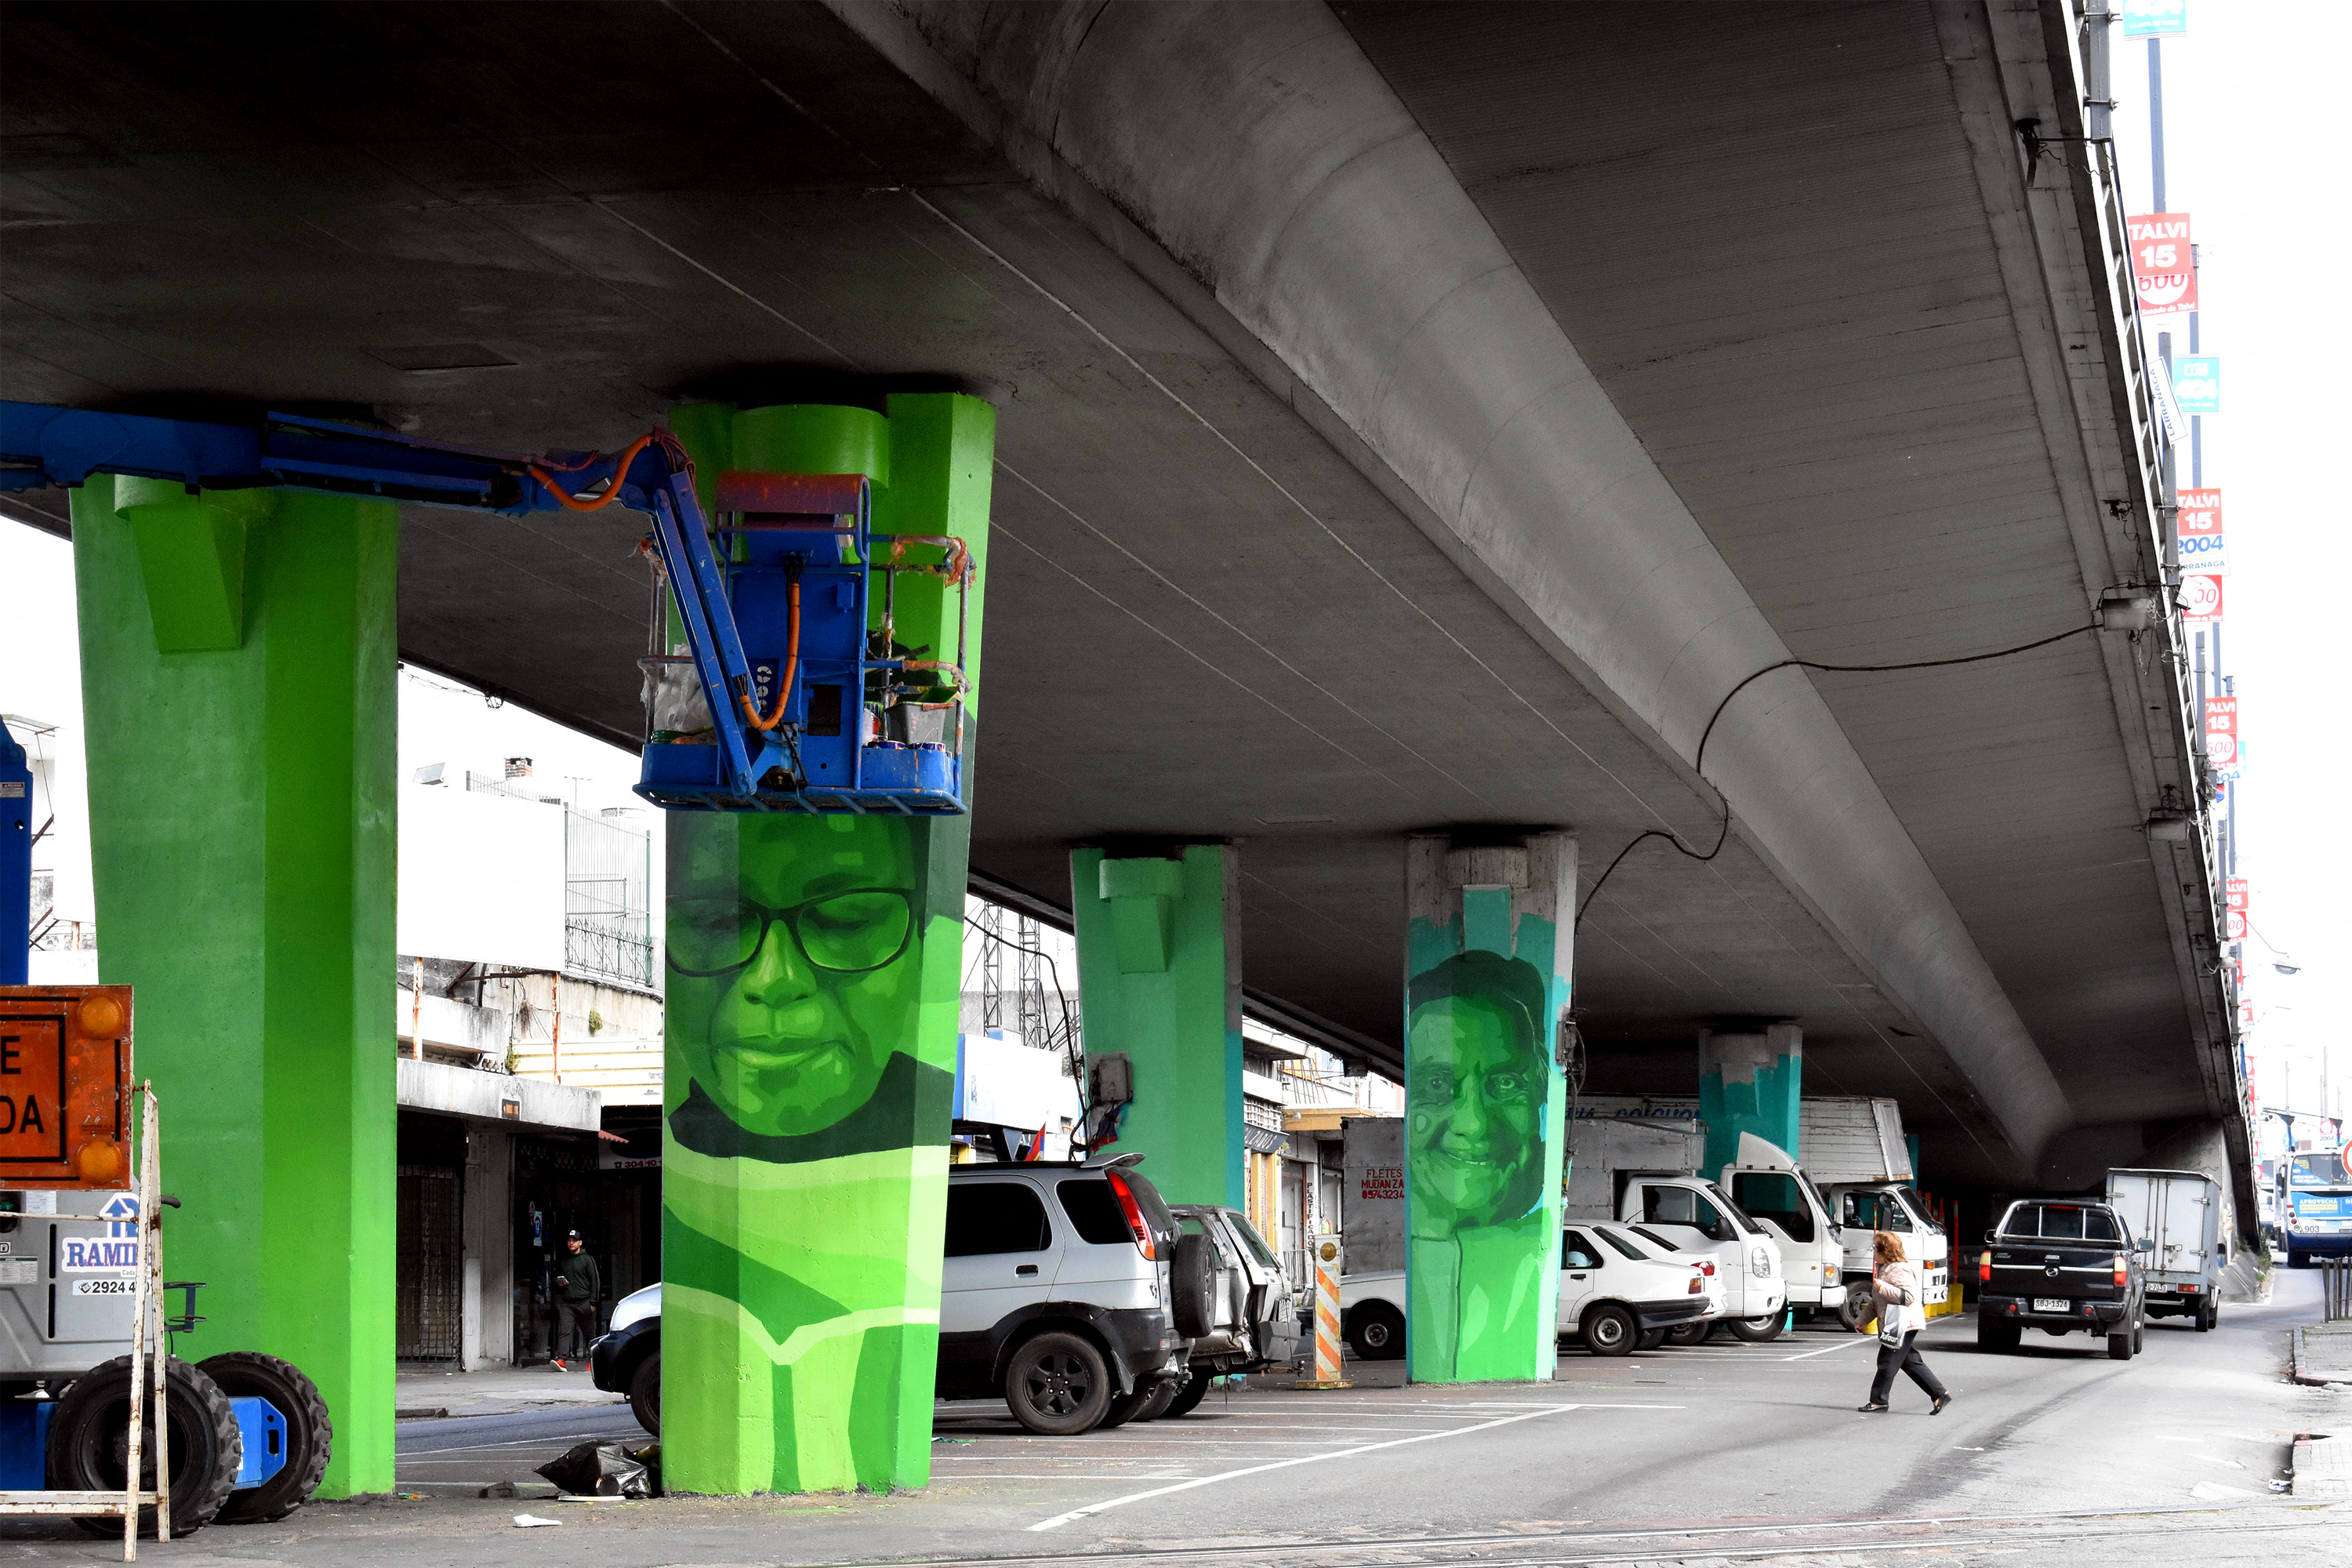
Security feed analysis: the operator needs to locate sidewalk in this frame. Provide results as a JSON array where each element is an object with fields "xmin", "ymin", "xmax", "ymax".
[{"xmin": 395, "ymin": 1361, "xmax": 628, "ymax": 1419}]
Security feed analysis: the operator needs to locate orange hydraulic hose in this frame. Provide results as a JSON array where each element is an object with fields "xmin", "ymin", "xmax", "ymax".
[
  {"xmin": 739, "ymin": 574, "xmax": 800, "ymax": 732},
  {"xmin": 529, "ymin": 433, "xmax": 655, "ymax": 512}
]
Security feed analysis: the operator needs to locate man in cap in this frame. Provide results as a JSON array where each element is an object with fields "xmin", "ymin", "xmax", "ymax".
[{"xmin": 550, "ymin": 1229, "xmax": 601, "ymax": 1370}]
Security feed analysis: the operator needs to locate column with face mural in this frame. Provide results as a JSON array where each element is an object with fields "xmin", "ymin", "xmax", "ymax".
[
  {"xmin": 1402, "ymin": 833, "xmax": 1576, "ymax": 1382},
  {"xmin": 659, "ymin": 395, "xmax": 992, "ymax": 1494}
]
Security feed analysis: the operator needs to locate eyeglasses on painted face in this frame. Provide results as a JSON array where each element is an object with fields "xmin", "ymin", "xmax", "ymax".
[{"xmin": 668, "ymin": 887, "xmax": 916, "ymax": 978}]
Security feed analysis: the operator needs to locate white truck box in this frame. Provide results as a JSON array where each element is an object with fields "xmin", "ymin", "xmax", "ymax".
[
  {"xmin": 2106, "ymin": 1167, "xmax": 2223, "ymax": 1330},
  {"xmin": 1563, "ymin": 1098, "xmax": 1705, "ymax": 1221},
  {"xmin": 1797, "ymin": 1098, "xmax": 1912, "ymax": 1184},
  {"xmin": 1341, "ymin": 1116, "xmax": 1404, "ymax": 1275}
]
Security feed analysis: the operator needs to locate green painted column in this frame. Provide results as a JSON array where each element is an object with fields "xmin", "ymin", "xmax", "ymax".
[
  {"xmin": 73, "ymin": 475, "xmax": 397, "ymax": 1497},
  {"xmin": 660, "ymin": 395, "xmax": 993, "ymax": 1494},
  {"xmin": 1403, "ymin": 833, "xmax": 1574, "ymax": 1383},
  {"xmin": 1697, "ymin": 1023, "xmax": 1802, "ymax": 1178},
  {"xmin": 1069, "ymin": 844, "xmax": 1243, "ymax": 1210}
]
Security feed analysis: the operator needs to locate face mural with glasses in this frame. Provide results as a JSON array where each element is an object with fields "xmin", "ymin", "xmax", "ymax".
[{"xmin": 670, "ymin": 835, "xmax": 922, "ymax": 1141}]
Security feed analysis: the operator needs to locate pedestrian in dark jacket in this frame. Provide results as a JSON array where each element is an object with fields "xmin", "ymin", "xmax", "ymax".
[
  {"xmin": 1858, "ymin": 1229, "xmax": 1950, "ymax": 1414},
  {"xmin": 552, "ymin": 1230, "xmax": 601, "ymax": 1371}
]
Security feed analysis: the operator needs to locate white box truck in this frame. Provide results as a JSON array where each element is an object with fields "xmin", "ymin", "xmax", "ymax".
[
  {"xmin": 1790, "ymin": 1097, "xmax": 1949, "ymax": 1321},
  {"xmin": 2105, "ymin": 1167, "xmax": 2224, "ymax": 1331}
]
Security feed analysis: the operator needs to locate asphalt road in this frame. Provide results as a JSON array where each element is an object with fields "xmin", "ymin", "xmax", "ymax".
[{"xmin": 7, "ymin": 1271, "xmax": 2349, "ymax": 1566}]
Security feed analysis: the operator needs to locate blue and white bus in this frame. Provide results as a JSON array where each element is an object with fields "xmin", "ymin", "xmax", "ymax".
[{"xmin": 2285, "ymin": 1148, "xmax": 2352, "ymax": 1266}]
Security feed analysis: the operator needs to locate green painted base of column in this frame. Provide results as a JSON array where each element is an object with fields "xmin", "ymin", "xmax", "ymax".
[
  {"xmin": 1697, "ymin": 1023, "xmax": 1802, "ymax": 1178},
  {"xmin": 73, "ymin": 476, "xmax": 397, "ymax": 1497},
  {"xmin": 661, "ymin": 395, "xmax": 993, "ymax": 1495},
  {"xmin": 1403, "ymin": 836, "xmax": 1574, "ymax": 1385},
  {"xmin": 1069, "ymin": 844, "xmax": 1243, "ymax": 1210}
]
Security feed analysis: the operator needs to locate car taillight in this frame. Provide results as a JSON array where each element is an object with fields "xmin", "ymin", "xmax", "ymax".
[
  {"xmin": 1105, "ymin": 1171, "xmax": 1156, "ymax": 1260},
  {"xmin": 2113, "ymin": 1253, "xmax": 2127, "ymax": 1287},
  {"xmin": 1689, "ymin": 1271, "xmax": 1704, "ymax": 1294},
  {"xmin": 1980, "ymin": 1250, "xmax": 1991, "ymax": 1284},
  {"xmin": 1698, "ymin": 1260, "xmax": 1716, "ymax": 1276}
]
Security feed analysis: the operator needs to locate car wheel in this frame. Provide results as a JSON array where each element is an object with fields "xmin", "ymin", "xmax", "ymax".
[
  {"xmin": 1664, "ymin": 1322, "xmax": 1711, "ymax": 1347},
  {"xmin": 628, "ymin": 1350, "xmax": 662, "ymax": 1437},
  {"xmin": 1635, "ymin": 1327, "xmax": 1666, "ymax": 1352},
  {"xmin": 196, "ymin": 1352, "xmax": 333, "ymax": 1524},
  {"xmin": 1347, "ymin": 1301, "xmax": 1406, "ymax": 1362},
  {"xmin": 2289, "ymin": 1250, "xmax": 2307, "ymax": 1269},
  {"xmin": 1581, "ymin": 1302, "xmax": 1638, "ymax": 1357},
  {"xmin": 2132, "ymin": 1318, "xmax": 2145, "ymax": 1355},
  {"xmin": 2197, "ymin": 1299, "xmax": 2218, "ymax": 1333},
  {"xmin": 1726, "ymin": 1314, "xmax": 1783, "ymax": 1344},
  {"xmin": 49, "ymin": 1355, "xmax": 241, "ymax": 1536},
  {"xmin": 1099, "ymin": 1373, "xmax": 1181, "ymax": 1430},
  {"xmin": 1163, "ymin": 1369, "xmax": 1213, "ymax": 1418},
  {"xmin": 1838, "ymin": 1290, "xmax": 1871, "ymax": 1334},
  {"xmin": 1976, "ymin": 1318, "xmax": 2020, "ymax": 1353},
  {"xmin": 1170, "ymin": 1232, "xmax": 1218, "ymax": 1339},
  {"xmin": 1004, "ymin": 1332, "xmax": 1112, "ymax": 1436},
  {"xmin": 2107, "ymin": 1326, "xmax": 2134, "ymax": 1361}
]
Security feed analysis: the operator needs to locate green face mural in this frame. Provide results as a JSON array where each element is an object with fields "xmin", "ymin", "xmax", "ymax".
[
  {"xmin": 1407, "ymin": 960, "xmax": 1549, "ymax": 1231},
  {"xmin": 1403, "ymin": 838, "xmax": 1575, "ymax": 1384}
]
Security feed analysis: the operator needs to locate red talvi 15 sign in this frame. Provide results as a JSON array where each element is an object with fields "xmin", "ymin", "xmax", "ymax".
[
  {"xmin": 2177, "ymin": 487, "xmax": 2224, "ymax": 575},
  {"xmin": 2205, "ymin": 696, "xmax": 2238, "ymax": 766},
  {"xmin": 2129, "ymin": 212, "xmax": 2198, "ymax": 314}
]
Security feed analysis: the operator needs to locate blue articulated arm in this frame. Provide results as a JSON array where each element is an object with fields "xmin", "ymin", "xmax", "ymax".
[{"xmin": 0, "ymin": 400, "xmax": 964, "ymax": 815}]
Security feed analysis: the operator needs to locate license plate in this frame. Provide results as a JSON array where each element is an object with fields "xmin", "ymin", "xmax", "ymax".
[
  {"xmin": 71, "ymin": 1277, "xmax": 137, "ymax": 1297},
  {"xmin": 2031, "ymin": 1297, "xmax": 2071, "ymax": 1313}
]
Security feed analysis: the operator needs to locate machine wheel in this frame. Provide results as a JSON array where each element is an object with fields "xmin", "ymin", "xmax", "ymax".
[
  {"xmin": 2197, "ymin": 1299, "xmax": 2218, "ymax": 1333},
  {"xmin": 197, "ymin": 1352, "xmax": 332, "ymax": 1524},
  {"xmin": 1726, "ymin": 1314, "xmax": 1783, "ymax": 1344},
  {"xmin": 1664, "ymin": 1321, "xmax": 1711, "ymax": 1347},
  {"xmin": 1838, "ymin": 1290, "xmax": 1871, "ymax": 1334},
  {"xmin": 1581, "ymin": 1303, "xmax": 1638, "ymax": 1356},
  {"xmin": 1163, "ymin": 1369, "xmax": 1214, "ymax": 1418},
  {"xmin": 1169, "ymin": 1233, "xmax": 1218, "ymax": 1338},
  {"xmin": 1099, "ymin": 1373, "xmax": 1181, "ymax": 1429},
  {"xmin": 50, "ymin": 1355, "xmax": 241, "ymax": 1536},
  {"xmin": 2107, "ymin": 1325, "xmax": 2135, "ymax": 1361},
  {"xmin": 1346, "ymin": 1301, "xmax": 1406, "ymax": 1361},
  {"xmin": 628, "ymin": 1351, "xmax": 662, "ymax": 1437},
  {"xmin": 1635, "ymin": 1327, "xmax": 1667, "ymax": 1352},
  {"xmin": 2289, "ymin": 1250, "xmax": 2308, "ymax": 1269},
  {"xmin": 1977, "ymin": 1318, "xmax": 2020, "ymax": 1353},
  {"xmin": 1003, "ymin": 1332, "xmax": 1112, "ymax": 1436},
  {"xmin": 2132, "ymin": 1317, "xmax": 2146, "ymax": 1355}
]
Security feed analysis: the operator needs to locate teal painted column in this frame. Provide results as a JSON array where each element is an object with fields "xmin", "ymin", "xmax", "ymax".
[
  {"xmin": 73, "ymin": 475, "xmax": 397, "ymax": 1497},
  {"xmin": 1403, "ymin": 833, "xmax": 1574, "ymax": 1383},
  {"xmin": 1069, "ymin": 844, "xmax": 1243, "ymax": 1210},
  {"xmin": 1697, "ymin": 1023, "xmax": 1803, "ymax": 1178},
  {"xmin": 659, "ymin": 395, "xmax": 993, "ymax": 1495}
]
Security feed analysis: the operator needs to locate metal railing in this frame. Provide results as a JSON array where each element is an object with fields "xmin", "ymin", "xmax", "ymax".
[{"xmin": 2323, "ymin": 1259, "xmax": 2352, "ymax": 1322}]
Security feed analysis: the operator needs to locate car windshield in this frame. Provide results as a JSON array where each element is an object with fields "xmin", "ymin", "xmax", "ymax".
[
  {"xmin": 1221, "ymin": 1209, "xmax": 1282, "ymax": 1270},
  {"xmin": 1705, "ymin": 1181, "xmax": 1765, "ymax": 1236},
  {"xmin": 2292, "ymin": 1151, "xmax": 2352, "ymax": 1187},
  {"xmin": 1592, "ymin": 1225, "xmax": 1652, "ymax": 1261},
  {"xmin": 2000, "ymin": 1203, "xmax": 2122, "ymax": 1243},
  {"xmin": 1628, "ymin": 1224, "xmax": 1686, "ymax": 1254}
]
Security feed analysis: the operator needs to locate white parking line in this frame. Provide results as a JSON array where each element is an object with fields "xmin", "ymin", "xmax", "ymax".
[{"xmin": 1025, "ymin": 1403, "xmax": 1676, "ymax": 1532}]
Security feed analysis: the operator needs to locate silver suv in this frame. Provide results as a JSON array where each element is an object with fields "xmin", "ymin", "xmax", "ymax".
[
  {"xmin": 1163, "ymin": 1205, "xmax": 1299, "ymax": 1415},
  {"xmin": 597, "ymin": 1155, "xmax": 1189, "ymax": 1439}
]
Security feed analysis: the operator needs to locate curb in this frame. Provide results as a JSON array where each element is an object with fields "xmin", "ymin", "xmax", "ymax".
[{"xmin": 2294, "ymin": 1433, "xmax": 2350, "ymax": 1497}]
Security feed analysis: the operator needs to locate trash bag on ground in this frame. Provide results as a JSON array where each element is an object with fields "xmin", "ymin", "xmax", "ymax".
[{"xmin": 534, "ymin": 1439, "xmax": 653, "ymax": 1499}]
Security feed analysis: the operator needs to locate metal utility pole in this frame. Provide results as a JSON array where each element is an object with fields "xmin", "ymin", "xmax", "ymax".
[
  {"xmin": 978, "ymin": 902, "xmax": 1004, "ymax": 1031},
  {"xmin": 1015, "ymin": 913, "xmax": 1046, "ymax": 1048}
]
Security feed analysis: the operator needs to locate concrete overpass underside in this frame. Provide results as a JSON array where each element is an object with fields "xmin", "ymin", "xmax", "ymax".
[{"xmin": 1, "ymin": 1, "xmax": 2238, "ymax": 1192}]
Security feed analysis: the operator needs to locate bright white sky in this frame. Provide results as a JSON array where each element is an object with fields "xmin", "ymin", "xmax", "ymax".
[
  {"xmin": 2115, "ymin": 5, "xmax": 2352, "ymax": 1130},
  {"xmin": 2, "ymin": 3, "xmax": 2343, "ymax": 1127}
]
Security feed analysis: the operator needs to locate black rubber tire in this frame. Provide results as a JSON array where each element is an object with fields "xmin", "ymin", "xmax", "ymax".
[
  {"xmin": 1102, "ymin": 1373, "xmax": 1181, "ymax": 1429},
  {"xmin": 1838, "ymin": 1289, "xmax": 1871, "ymax": 1334},
  {"xmin": 1170, "ymin": 1233, "xmax": 1218, "ymax": 1338},
  {"xmin": 628, "ymin": 1350, "xmax": 661, "ymax": 1437},
  {"xmin": 1635, "ymin": 1327, "xmax": 1666, "ymax": 1352},
  {"xmin": 1346, "ymin": 1301, "xmax": 1405, "ymax": 1361},
  {"xmin": 1977, "ymin": 1318, "xmax": 2020, "ymax": 1352},
  {"xmin": 50, "ymin": 1354, "xmax": 241, "ymax": 1536},
  {"xmin": 1163, "ymin": 1369, "xmax": 1213, "ymax": 1418},
  {"xmin": 2289, "ymin": 1250, "xmax": 2307, "ymax": 1269},
  {"xmin": 1726, "ymin": 1313, "xmax": 1783, "ymax": 1344},
  {"xmin": 2197, "ymin": 1299, "xmax": 2217, "ymax": 1332},
  {"xmin": 1003, "ymin": 1331, "xmax": 1112, "ymax": 1436},
  {"xmin": 196, "ymin": 1352, "xmax": 332, "ymax": 1524},
  {"xmin": 2132, "ymin": 1317, "xmax": 2145, "ymax": 1355},
  {"xmin": 1581, "ymin": 1302, "xmax": 1637, "ymax": 1357},
  {"xmin": 1664, "ymin": 1321, "xmax": 1711, "ymax": 1347},
  {"xmin": 2107, "ymin": 1327, "xmax": 2134, "ymax": 1360}
]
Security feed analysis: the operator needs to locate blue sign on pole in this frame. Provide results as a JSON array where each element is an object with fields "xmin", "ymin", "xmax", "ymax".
[
  {"xmin": 2173, "ymin": 356, "xmax": 2221, "ymax": 414},
  {"xmin": 2122, "ymin": 0, "xmax": 2188, "ymax": 37}
]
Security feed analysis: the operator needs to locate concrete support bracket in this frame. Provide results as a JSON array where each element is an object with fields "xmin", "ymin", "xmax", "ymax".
[{"xmin": 1098, "ymin": 855, "xmax": 1185, "ymax": 973}]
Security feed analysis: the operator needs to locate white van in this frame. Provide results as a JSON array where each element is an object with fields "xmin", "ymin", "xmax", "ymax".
[{"xmin": 1616, "ymin": 1174, "xmax": 1787, "ymax": 1338}]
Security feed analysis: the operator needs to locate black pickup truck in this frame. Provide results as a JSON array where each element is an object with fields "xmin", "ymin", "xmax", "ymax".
[{"xmin": 1977, "ymin": 1199, "xmax": 2151, "ymax": 1360}]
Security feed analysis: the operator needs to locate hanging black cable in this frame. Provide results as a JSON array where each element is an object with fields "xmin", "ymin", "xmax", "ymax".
[{"xmin": 1576, "ymin": 620, "xmax": 2104, "ymax": 930}]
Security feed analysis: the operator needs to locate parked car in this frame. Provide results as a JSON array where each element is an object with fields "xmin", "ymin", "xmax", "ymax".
[
  {"xmin": 1621, "ymin": 1222, "xmax": 1727, "ymax": 1343},
  {"xmin": 590, "ymin": 1155, "xmax": 1190, "ymax": 1438},
  {"xmin": 1620, "ymin": 1176, "xmax": 1788, "ymax": 1340},
  {"xmin": 1559, "ymin": 1221, "xmax": 1716, "ymax": 1356},
  {"xmin": 1977, "ymin": 1197, "xmax": 2150, "ymax": 1359},
  {"xmin": 1163, "ymin": 1204, "xmax": 1300, "ymax": 1414}
]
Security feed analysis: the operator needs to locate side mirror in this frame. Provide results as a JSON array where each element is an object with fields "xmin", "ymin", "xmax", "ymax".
[
  {"xmin": 1984, "ymin": 1229, "xmax": 1999, "ymax": 1243},
  {"xmin": 2136, "ymin": 1239, "xmax": 2155, "ymax": 1253}
]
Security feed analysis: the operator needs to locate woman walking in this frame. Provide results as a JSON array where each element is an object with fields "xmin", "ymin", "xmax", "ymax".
[{"xmin": 1858, "ymin": 1229, "xmax": 1951, "ymax": 1414}]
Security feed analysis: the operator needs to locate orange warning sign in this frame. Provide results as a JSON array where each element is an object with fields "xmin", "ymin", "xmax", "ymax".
[{"xmin": 0, "ymin": 985, "xmax": 133, "ymax": 1188}]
